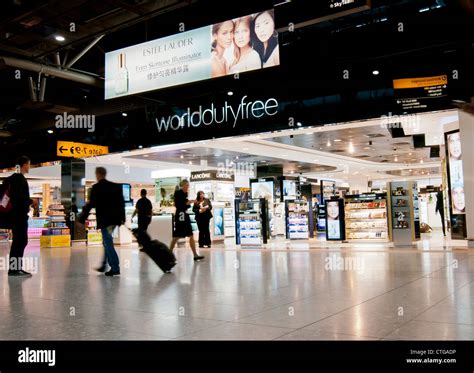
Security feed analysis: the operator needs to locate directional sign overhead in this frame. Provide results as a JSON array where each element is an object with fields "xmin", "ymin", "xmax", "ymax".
[{"xmin": 57, "ymin": 141, "xmax": 109, "ymax": 158}]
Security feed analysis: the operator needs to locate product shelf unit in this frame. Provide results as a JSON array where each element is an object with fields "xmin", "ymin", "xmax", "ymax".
[
  {"xmin": 344, "ymin": 193, "xmax": 389, "ymax": 241},
  {"xmin": 40, "ymin": 204, "xmax": 71, "ymax": 248}
]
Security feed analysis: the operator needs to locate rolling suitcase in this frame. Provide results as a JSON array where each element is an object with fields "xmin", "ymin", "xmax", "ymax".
[{"xmin": 132, "ymin": 228, "xmax": 176, "ymax": 273}]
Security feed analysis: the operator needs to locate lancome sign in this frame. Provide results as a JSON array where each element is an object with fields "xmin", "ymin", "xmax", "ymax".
[
  {"xmin": 190, "ymin": 171, "xmax": 234, "ymax": 182},
  {"xmin": 155, "ymin": 95, "xmax": 279, "ymax": 132},
  {"xmin": 105, "ymin": 8, "xmax": 280, "ymax": 99}
]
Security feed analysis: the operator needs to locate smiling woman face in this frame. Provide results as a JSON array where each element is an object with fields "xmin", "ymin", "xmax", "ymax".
[
  {"xmin": 234, "ymin": 19, "xmax": 251, "ymax": 48},
  {"xmin": 254, "ymin": 11, "xmax": 275, "ymax": 43},
  {"xmin": 214, "ymin": 21, "xmax": 234, "ymax": 49}
]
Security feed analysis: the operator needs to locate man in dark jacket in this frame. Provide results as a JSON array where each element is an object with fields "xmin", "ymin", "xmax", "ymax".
[
  {"xmin": 132, "ymin": 189, "xmax": 153, "ymax": 232},
  {"xmin": 5, "ymin": 156, "xmax": 33, "ymax": 277},
  {"xmin": 436, "ymin": 185, "xmax": 446, "ymax": 237},
  {"xmin": 80, "ymin": 167, "xmax": 125, "ymax": 276}
]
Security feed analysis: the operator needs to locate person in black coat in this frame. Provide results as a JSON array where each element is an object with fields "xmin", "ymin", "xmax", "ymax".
[
  {"xmin": 132, "ymin": 189, "xmax": 153, "ymax": 232},
  {"xmin": 169, "ymin": 180, "xmax": 204, "ymax": 261},
  {"xmin": 435, "ymin": 185, "xmax": 446, "ymax": 237},
  {"xmin": 193, "ymin": 191, "xmax": 213, "ymax": 248},
  {"xmin": 80, "ymin": 167, "xmax": 125, "ymax": 276},
  {"xmin": 3, "ymin": 156, "xmax": 33, "ymax": 276}
]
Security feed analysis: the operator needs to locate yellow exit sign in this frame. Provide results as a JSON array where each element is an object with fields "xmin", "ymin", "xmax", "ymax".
[{"xmin": 57, "ymin": 141, "xmax": 109, "ymax": 158}]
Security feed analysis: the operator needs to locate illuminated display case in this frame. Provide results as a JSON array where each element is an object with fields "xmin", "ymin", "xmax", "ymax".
[{"xmin": 344, "ymin": 194, "xmax": 389, "ymax": 241}]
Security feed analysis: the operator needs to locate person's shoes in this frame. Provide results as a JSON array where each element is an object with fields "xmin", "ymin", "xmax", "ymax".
[
  {"xmin": 8, "ymin": 270, "xmax": 32, "ymax": 277},
  {"xmin": 105, "ymin": 270, "xmax": 120, "ymax": 276},
  {"xmin": 193, "ymin": 255, "xmax": 205, "ymax": 261},
  {"xmin": 96, "ymin": 266, "xmax": 107, "ymax": 273}
]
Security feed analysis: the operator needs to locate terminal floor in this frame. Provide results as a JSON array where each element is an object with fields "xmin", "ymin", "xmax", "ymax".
[{"xmin": 0, "ymin": 234, "xmax": 473, "ymax": 340}]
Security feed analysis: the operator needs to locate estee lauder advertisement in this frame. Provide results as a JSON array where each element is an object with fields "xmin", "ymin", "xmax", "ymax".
[
  {"xmin": 105, "ymin": 9, "xmax": 280, "ymax": 99},
  {"xmin": 447, "ymin": 131, "xmax": 465, "ymax": 214}
]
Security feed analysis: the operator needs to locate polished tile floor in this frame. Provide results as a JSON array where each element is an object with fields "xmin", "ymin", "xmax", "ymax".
[{"xmin": 0, "ymin": 234, "xmax": 473, "ymax": 340}]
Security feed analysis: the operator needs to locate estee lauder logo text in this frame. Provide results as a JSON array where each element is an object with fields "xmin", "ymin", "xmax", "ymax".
[
  {"xmin": 143, "ymin": 37, "xmax": 194, "ymax": 56},
  {"xmin": 155, "ymin": 96, "xmax": 279, "ymax": 133}
]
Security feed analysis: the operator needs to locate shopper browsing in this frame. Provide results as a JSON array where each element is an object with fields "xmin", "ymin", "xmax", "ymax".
[
  {"xmin": 193, "ymin": 191, "xmax": 213, "ymax": 248},
  {"xmin": 169, "ymin": 180, "xmax": 204, "ymax": 261},
  {"xmin": 132, "ymin": 189, "xmax": 153, "ymax": 232},
  {"xmin": 3, "ymin": 156, "xmax": 33, "ymax": 277},
  {"xmin": 79, "ymin": 167, "xmax": 125, "ymax": 276}
]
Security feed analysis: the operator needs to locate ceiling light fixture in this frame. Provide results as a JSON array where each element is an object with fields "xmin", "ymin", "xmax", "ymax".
[
  {"xmin": 122, "ymin": 112, "xmax": 128, "ymax": 117},
  {"xmin": 227, "ymin": 91, "xmax": 233, "ymax": 96},
  {"xmin": 326, "ymin": 140, "xmax": 331, "ymax": 147},
  {"xmin": 47, "ymin": 129, "xmax": 54, "ymax": 134},
  {"xmin": 372, "ymin": 70, "xmax": 380, "ymax": 75},
  {"xmin": 55, "ymin": 35, "xmax": 65, "ymax": 42},
  {"xmin": 348, "ymin": 141, "xmax": 355, "ymax": 153},
  {"xmin": 138, "ymin": 145, "xmax": 143, "ymax": 149},
  {"xmin": 334, "ymin": 139, "xmax": 342, "ymax": 142}
]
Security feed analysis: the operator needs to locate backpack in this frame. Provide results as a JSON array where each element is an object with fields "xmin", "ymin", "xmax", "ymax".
[{"xmin": 0, "ymin": 183, "xmax": 12, "ymax": 213}]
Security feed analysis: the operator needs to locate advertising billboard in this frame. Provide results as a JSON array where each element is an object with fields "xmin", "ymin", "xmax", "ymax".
[{"xmin": 105, "ymin": 9, "xmax": 280, "ymax": 99}]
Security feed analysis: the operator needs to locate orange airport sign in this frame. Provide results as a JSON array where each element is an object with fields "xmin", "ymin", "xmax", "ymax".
[
  {"xmin": 57, "ymin": 141, "xmax": 109, "ymax": 158},
  {"xmin": 393, "ymin": 75, "xmax": 448, "ymax": 89}
]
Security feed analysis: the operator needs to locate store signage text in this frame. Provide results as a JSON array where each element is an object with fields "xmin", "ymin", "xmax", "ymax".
[
  {"xmin": 155, "ymin": 96, "xmax": 279, "ymax": 133},
  {"xmin": 57, "ymin": 141, "xmax": 109, "ymax": 158},
  {"xmin": 190, "ymin": 171, "xmax": 234, "ymax": 182}
]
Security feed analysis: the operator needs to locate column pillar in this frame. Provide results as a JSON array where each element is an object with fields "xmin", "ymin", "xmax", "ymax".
[
  {"xmin": 459, "ymin": 110, "xmax": 474, "ymax": 247},
  {"xmin": 61, "ymin": 159, "xmax": 87, "ymax": 241}
]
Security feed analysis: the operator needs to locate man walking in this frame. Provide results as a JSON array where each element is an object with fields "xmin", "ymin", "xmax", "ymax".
[
  {"xmin": 436, "ymin": 185, "xmax": 447, "ymax": 237},
  {"xmin": 80, "ymin": 167, "xmax": 125, "ymax": 276},
  {"xmin": 5, "ymin": 156, "xmax": 32, "ymax": 277},
  {"xmin": 132, "ymin": 189, "xmax": 153, "ymax": 232}
]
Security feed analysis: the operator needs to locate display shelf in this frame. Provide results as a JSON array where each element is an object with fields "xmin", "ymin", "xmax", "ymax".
[
  {"xmin": 286, "ymin": 200, "xmax": 309, "ymax": 239},
  {"xmin": 41, "ymin": 204, "xmax": 71, "ymax": 248},
  {"xmin": 0, "ymin": 229, "xmax": 9, "ymax": 242},
  {"xmin": 235, "ymin": 199, "xmax": 269, "ymax": 246},
  {"xmin": 344, "ymin": 193, "xmax": 389, "ymax": 242},
  {"xmin": 86, "ymin": 209, "xmax": 102, "ymax": 245}
]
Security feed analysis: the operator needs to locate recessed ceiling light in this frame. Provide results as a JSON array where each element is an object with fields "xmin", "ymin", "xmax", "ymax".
[
  {"xmin": 261, "ymin": 160, "xmax": 267, "ymax": 163},
  {"xmin": 180, "ymin": 155, "xmax": 184, "ymax": 159},
  {"xmin": 290, "ymin": 170, "xmax": 294, "ymax": 174},
  {"xmin": 373, "ymin": 70, "xmax": 380, "ymax": 75},
  {"xmin": 47, "ymin": 129, "xmax": 54, "ymax": 134},
  {"xmin": 348, "ymin": 141, "xmax": 355, "ymax": 153},
  {"xmin": 188, "ymin": 161, "xmax": 192, "ymax": 165},
  {"xmin": 122, "ymin": 112, "xmax": 128, "ymax": 117},
  {"xmin": 334, "ymin": 139, "xmax": 342, "ymax": 142},
  {"xmin": 227, "ymin": 91, "xmax": 233, "ymax": 96},
  {"xmin": 326, "ymin": 140, "xmax": 331, "ymax": 147},
  {"xmin": 55, "ymin": 35, "xmax": 65, "ymax": 42},
  {"xmin": 420, "ymin": 159, "xmax": 424, "ymax": 164},
  {"xmin": 409, "ymin": 152, "xmax": 412, "ymax": 156},
  {"xmin": 181, "ymin": 149, "xmax": 187, "ymax": 152},
  {"xmin": 138, "ymin": 145, "xmax": 143, "ymax": 149},
  {"xmin": 297, "ymin": 122, "xmax": 302, "ymax": 127}
]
